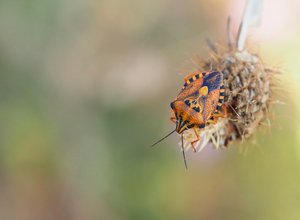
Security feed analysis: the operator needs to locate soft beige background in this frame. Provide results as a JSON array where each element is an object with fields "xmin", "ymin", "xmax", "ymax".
[{"xmin": 0, "ymin": 0, "xmax": 299, "ymax": 219}]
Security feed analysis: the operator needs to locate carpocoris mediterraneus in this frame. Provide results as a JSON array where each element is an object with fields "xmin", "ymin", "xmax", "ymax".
[{"xmin": 152, "ymin": 71, "xmax": 227, "ymax": 169}]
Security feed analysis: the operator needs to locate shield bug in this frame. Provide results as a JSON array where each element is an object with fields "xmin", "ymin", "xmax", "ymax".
[{"xmin": 152, "ymin": 71, "xmax": 227, "ymax": 169}]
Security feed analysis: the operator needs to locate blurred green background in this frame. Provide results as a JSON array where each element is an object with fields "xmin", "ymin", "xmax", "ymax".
[{"xmin": 0, "ymin": 0, "xmax": 300, "ymax": 219}]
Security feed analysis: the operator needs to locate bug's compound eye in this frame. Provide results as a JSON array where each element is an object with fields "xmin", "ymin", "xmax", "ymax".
[{"xmin": 170, "ymin": 101, "xmax": 175, "ymax": 109}]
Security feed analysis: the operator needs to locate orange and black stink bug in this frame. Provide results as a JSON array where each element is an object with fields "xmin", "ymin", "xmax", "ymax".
[{"xmin": 152, "ymin": 71, "xmax": 227, "ymax": 169}]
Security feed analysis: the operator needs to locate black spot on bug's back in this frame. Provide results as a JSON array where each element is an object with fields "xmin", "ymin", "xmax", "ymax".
[
  {"xmin": 191, "ymin": 100, "xmax": 197, "ymax": 105},
  {"xmin": 193, "ymin": 107, "xmax": 200, "ymax": 112},
  {"xmin": 184, "ymin": 100, "xmax": 190, "ymax": 106}
]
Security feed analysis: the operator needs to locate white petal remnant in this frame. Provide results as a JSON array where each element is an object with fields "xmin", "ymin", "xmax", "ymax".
[{"xmin": 237, "ymin": 0, "xmax": 263, "ymax": 51}]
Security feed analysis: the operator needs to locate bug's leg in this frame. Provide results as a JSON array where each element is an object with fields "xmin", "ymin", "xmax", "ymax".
[
  {"xmin": 210, "ymin": 104, "xmax": 228, "ymax": 124},
  {"xmin": 190, "ymin": 127, "xmax": 201, "ymax": 152},
  {"xmin": 222, "ymin": 104, "xmax": 228, "ymax": 117},
  {"xmin": 170, "ymin": 117, "xmax": 176, "ymax": 123},
  {"xmin": 215, "ymin": 104, "xmax": 228, "ymax": 118},
  {"xmin": 207, "ymin": 116, "xmax": 216, "ymax": 125},
  {"xmin": 170, "ymin": 111, "xmax": 177, "ymax": 124}
]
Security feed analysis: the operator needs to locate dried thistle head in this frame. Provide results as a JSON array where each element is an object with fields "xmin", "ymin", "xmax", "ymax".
[{"xmin": 182, "ymin": 44, "xmax": 278, "ymax": 152}]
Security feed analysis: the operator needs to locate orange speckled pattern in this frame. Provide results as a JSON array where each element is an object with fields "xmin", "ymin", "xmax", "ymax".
[{"xmin": 170, "ymin": 71, "xmax": 223, "ymax": 133}]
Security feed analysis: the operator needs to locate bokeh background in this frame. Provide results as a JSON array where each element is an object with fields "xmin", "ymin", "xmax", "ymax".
[{"xmin": 0, "ymin": 0, "xmax": 300, "ymax": 219}]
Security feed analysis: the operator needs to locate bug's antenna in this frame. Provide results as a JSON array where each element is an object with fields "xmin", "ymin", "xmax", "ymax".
[
  {"xmin": 181, "ymin": 134, "xmax": 188, "ymax": 170},
  {"xmin": 151, "ymin": 129, "xmax": 176, "ymax": 147}
]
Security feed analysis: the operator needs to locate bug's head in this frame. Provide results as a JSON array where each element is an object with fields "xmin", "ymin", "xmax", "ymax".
[
  {"xmin": 170, "ymin": 86, "xmax": 209, "ymax": 133},
  {"xmin": 170, "ymin": 100, "xmax": 204, "ymax": 134}
]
